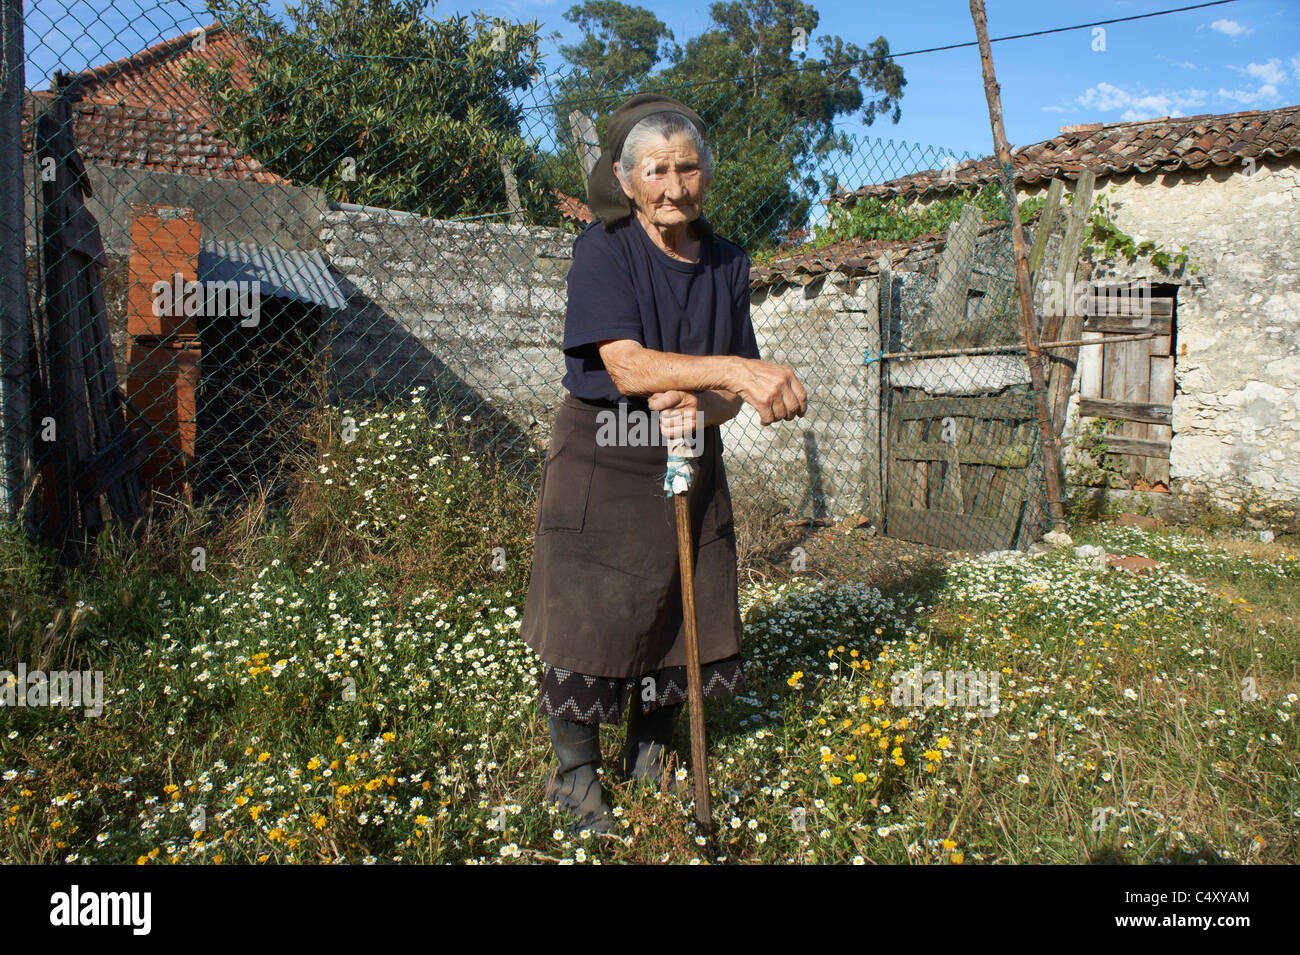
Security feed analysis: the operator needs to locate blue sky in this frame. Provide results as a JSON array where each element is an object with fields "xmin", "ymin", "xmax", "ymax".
[{"xmin": 24, "ymin": 0, "xmax": 1300, "ymax": 162}]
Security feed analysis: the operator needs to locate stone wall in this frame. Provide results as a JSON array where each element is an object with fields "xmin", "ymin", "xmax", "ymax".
[
  {"xmin": 318, "ymin": 204, "xmax": 882, "ymax": 514},
  {"xmin": 319, "ymin": 204, "xmax": 576, "ymax": 470},
  {"xmin": 1030, "ymin": 155, "xmax": 1300, "ymax": 520}
]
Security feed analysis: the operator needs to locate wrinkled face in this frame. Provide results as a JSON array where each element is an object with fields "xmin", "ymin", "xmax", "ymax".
[{"xmin": 616, "ymin": 132, "xmax": 706, "ymax": 229}]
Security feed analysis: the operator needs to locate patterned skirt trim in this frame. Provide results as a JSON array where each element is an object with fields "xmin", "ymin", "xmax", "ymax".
[{"xmin": 538, "ymin": 653, "xmax": 745, "ymax": 726}]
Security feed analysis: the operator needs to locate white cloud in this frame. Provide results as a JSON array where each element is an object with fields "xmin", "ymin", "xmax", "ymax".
[
  {"xmin": 1041, "ymin": 105, "xmax": 1073, "ymax": 113},
  {"xmin": 1075, "ymin": 82, "xmax": 1207, "ymax": 120},
  {"xmin": 1156, "ymin": 54, "xmax": 1199, "ymax": 70},
  {"xmin": 1217, "ymin": 84, "xmax": 1281, "ymax": 105},
  {"xmin": 1227, "ymin": 58, "xmax": 1287, "ymax": 85},
  {"xmin": 1210, "ymin": 19, "xmax": 1252, "ymax": 37},
  {"xmin": 1291, "ymin": 54, "xmax": 1300, "ymax": 83}
]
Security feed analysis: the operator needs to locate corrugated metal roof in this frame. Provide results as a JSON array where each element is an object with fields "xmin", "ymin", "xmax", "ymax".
[{"xmin": 199, "ymin": 238, "xmax": 347, "ymax": 310}]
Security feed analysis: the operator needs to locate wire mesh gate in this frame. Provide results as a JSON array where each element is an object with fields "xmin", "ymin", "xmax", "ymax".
[{"xmin": 1, "ymin": 0, "xmax": 1062, "ymax": 559}]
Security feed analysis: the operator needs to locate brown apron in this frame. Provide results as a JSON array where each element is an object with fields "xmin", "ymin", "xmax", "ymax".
[{"xmin": 519, "ymin": 392, "xmax": 742, "ymax": 678}]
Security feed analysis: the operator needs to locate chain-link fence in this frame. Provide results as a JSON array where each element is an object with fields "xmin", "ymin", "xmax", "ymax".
[{"xmin": 2, "ymin": 0, "xmax": 1074, "ymax": 561}]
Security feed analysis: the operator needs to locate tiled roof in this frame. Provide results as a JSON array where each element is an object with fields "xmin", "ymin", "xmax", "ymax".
[
  {"xmin": 69, "ymin": 22, "xmax": 252, "ymax": 125},
  {"xmin": 841, "ymin": 104, "xmax": 1300, "ymax": 202},
  {"xmin": 749, "ymin": 219, "xmax": 1012, "ymax": 290},
  {"xmin": 751, "ymin": 231, "xmax": 946, "ymax": 287},
  {"xmin": 22, "ymin": 91, "xmax": 286, "ymax": 184},
  {"xmin": 554, "ymin": 189, "xmax": 593, "ymax": 224}
]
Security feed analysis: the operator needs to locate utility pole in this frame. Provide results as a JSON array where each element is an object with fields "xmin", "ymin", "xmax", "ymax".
[{"xmin": 969, "ymin": 0, "xmax": 1069, "ymax": 535}]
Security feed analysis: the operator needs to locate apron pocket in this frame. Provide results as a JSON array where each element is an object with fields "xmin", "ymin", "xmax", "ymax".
[{"xmin": 538, "ymin": 413, "xmax": 595, "ymax": 533}]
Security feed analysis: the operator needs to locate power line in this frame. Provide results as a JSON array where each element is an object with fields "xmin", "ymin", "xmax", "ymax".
[{"xmin": 528, "ymin": 0, "xmax": 1243, "ymax": 110}]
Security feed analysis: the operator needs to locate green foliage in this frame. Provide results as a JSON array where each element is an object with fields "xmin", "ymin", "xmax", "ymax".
[
  {"xmin": 187, "ymin": 0, "xmax": 562, "ymax": 223},
  {"xmin": 287, "ymin": 388, "xmax": 536, "ymax": 597},
  {"xmin": 1069, "ymin": 416, "xmax": 1126, "ymax": 488},
  {"xmin": 1085, "ymin": 194, "xmax": 1195, "ymax": 273},
  {"xmin": 804, "ymin": 181, "xmax": 1046, "ymax": 252}
]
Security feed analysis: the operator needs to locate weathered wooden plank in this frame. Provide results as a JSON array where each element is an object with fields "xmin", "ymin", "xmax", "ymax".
[
  {"xmin": 1077, "ymin": 397, "xmax": 1172, "ymax": 425},
  {"xmin": 1083, "ymin": 313, "xmax": 1172, "ymax": 335},
  {"xmin": 886, "ymin": 505, "xmax": 1019, "ymax": 552},
  {"xmin": 893, "ymin": 441, "xmax": 1031, "ymax": 468},
  {"xmin": 567, "ymin": 110, "xmax": 601, "ymax": 178},
  {"xmin": 1100, "ymin": 435, "xmax": 1171, "ymax": 458},
  {"xmin": 1119, "ymin": 335, "xmax": 1149, "ymax": 478},
  {"xmin": 1050, "ymin": 171, "xmax": 1095, "ymax": 298},
  {"xmin": 1077, "ymin": 330, "xmax": 1103, "ymax": 399},
  {"xmin": 1147, "ymin": 354, "xmax": 1175, "ymax": 485},
  {"xmin": 930, "ymin": 204, "xmax": 982, "ymax": 331},
  {"xmin": 1028, "ymin": 179, "xmax": 1065, "ymax": 280},
  {"xmin": 894, "ymin": 393, "xmax": 1036, "ymax": 420},
  {"xmin": 945, "ymin": 439, "xmax": 965, "ymax": 513},
  {"xmin": 877, "ymin": 259, "xmax": 892, "ymax": 529},
  {"xmin": 1044, "ymin": 171, "xmax": 1095, "ymax": 438},
  {"xmin": 863, "ymin": 278, "xmax": 884, "ymax": 528},
  {"xmin": 1087, "ymin": 296, "xmax": 1173, "ymax": 319}
]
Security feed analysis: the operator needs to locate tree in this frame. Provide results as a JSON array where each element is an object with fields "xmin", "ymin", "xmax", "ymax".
[
  {"xmin": 558, "ymin": 1, "xmax": 673, "ymax": 91},
  {"xmin": 552, "ymin": 0, "xmax": 906, "ymax": 249},
  {"xmin": 538, "ymin": 1, "xmax": 673, "ymax": 207},
  {"xmin": 188, "ymin": 0, "xmax": 562, "ymax": 223}
]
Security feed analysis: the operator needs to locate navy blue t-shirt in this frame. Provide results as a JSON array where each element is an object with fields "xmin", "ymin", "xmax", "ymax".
[{"xmin": 560, "ymin": 215, "xmax": 761, "ymax": 406}]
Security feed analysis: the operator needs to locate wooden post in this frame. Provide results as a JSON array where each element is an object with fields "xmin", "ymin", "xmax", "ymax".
[
  {"xmin": 499, "ymin": 157, "xmax": 523, "ymax": 225},
  {"xmin": 568, "ymin": 110, "xmax": 601, "ymax": 180},
  {"xmin": 876, "ymin": 255, "xmax": 892, "ymax": 534},
  {"xmin": 1045, "ymin": 170, "xmax": 1096, "ymax": 434},
  {"xmin": 0, "ymin": 0, "xmax": 29, "ymax": 520},
  {"xmin": 968, "ymin": 0, "xmax": 1068, "ymax": 533}
]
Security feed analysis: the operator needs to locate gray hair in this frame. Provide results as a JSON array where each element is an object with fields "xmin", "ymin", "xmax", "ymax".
[{"xmin": 617, "ymin": 110, "xmax": 714, "ymax": 187}]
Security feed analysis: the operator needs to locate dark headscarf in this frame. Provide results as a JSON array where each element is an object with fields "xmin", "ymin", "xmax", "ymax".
[{"xmin": 585, "ymin": 92, "xmax": 714, "ymax": 238}]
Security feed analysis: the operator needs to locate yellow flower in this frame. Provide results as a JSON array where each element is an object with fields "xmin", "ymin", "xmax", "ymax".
[
  {"xmin": 937, "ymin": 736, "xmax": 952, "ymax": 749},
  {"xmin": 257, "ymin": 752, "xmax": 270, "ymax": 763},
  {"xmin": 234, "ymin": 796, "xmax": 248, "ymax": 807},
  {"xmin": 310, "ymin": 813, "xmax": 327, "ymax": 830},
  {"xmin": 828, "ymin": 776, "xmax": 843, "ymax": 786},
  {"xmin": 852, "ymin": 772, "xmax": 867, "ymax": 784},
  {"xmin": 941, "ymin": 838, "xmax": 957, "ymax": 850},
  {"xmin": 249, "ymin": 805, "xmax": 263, "ymax": 820},
  {"xmin": 307, "ymin": 758, "xmax": 320, "ymax": 771},
  {"xmin": 268, "ymin": 828, "xmax": 285, "ymax": 842},
  {"xmin": 382, "ymin": 731, "xmax": 395, "ymax": 741},
  {"xmin": 950, "ymin": 852, "xmax": 964, "ymax": 864}
]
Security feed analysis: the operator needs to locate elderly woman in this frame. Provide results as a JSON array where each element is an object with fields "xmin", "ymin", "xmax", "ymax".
[{"xmin": 519, "ymin": 93, "xmax": 807, "ymax": 833}]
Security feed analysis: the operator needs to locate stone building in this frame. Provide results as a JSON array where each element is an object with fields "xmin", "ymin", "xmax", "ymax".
[{"xmin": 762, "ymin": 104, "xmax": 1300, "ymax": 526}]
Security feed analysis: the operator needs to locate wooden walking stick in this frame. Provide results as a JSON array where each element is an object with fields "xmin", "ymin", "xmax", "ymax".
[{"xmin": 663, "ymin": 417, "xmax": 713, "ymax": 838}]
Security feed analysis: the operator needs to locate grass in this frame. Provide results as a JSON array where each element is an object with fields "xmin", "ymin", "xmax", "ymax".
[{"xmin": 1, "ymin": 391, "xmax": 1296, "ymax": 864}]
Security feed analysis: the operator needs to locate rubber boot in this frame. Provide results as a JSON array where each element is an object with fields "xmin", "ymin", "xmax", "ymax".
[
  {"xmin": 621, "ymin": 697, "xmax": 684, "ymax": 793},
  {"xmin": 544, "ymin": 716, "xmax": 614, "ymax": 834}
]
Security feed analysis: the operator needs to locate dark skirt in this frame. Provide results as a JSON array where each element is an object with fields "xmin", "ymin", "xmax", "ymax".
[{"xmin": 520, "ymin": 392, "xmax": 744, "ymax": 678}]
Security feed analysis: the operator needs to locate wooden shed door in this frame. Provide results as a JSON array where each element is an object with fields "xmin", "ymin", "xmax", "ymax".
[
  {"xmin": 1075, "ymin": 284, "xmax": 1177, "ymax": 489},
  {"xmin": 885, "ymin": 386, "xmax": 1038, "ymax": 551}
]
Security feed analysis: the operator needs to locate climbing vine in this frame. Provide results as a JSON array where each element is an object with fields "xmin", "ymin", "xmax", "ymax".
[
  {"xmin": 1085, "ymin": 193, "xmax": 1197, "ymax": 273},
  {"xmin": 1068, "ymin": 416, "xmax": 1127, "ymax": 488}
]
